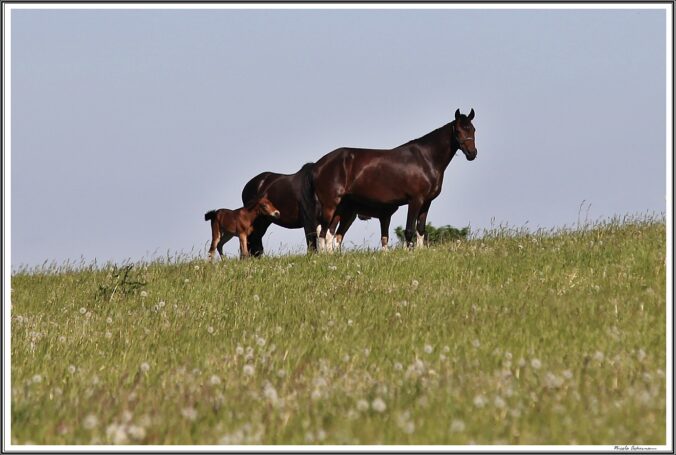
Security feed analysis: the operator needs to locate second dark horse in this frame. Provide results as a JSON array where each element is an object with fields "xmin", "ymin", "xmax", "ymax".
[{"xmin": 241, "ymin": 163, "xmax": 318, "ymax": 256}]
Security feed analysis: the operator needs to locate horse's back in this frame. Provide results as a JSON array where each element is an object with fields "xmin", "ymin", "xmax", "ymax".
[
  {"xmin": 241, "ymin": 171, "xmax": 280, "ymax": 205},
  {"xmin": 314, "ymin": 145, "xmax": 424, "ymax": 207}
]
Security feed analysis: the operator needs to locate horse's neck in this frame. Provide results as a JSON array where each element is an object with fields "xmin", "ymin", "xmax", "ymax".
[
  {"xmin": 238, "ymin": 207, "xmax": 258, "ymax": 226},
  {"xmin": 409, "ymin": 123, "xmax": 458, "ymax": 171}
]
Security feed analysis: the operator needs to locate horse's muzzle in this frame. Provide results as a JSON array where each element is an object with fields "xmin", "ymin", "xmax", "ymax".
[
  {"xmin": 464, "ymin": 149, "xmax": 477, "ymax": 161},
  {"xmin": 271, "ymin": 210, "xmax": 281, "ymax": 218}
]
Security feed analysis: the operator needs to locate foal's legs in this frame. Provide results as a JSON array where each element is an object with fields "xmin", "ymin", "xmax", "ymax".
[
  {"xmin": 217, "ymin": 233, "xmax": 233, "ymax": 259},
  {"xmin": 239, "ymin": 234, "xmax": 249, "ymax": 259}
]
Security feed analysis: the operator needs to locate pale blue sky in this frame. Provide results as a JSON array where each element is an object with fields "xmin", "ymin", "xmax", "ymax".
[{"xmin": 10, "ymin": 7, "xmax": 667, "ymax": 267}]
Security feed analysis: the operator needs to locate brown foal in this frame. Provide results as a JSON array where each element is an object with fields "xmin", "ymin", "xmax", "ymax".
[{"xmin": 204, "ymin": 196, "xmax": 280, "ymax": 260}]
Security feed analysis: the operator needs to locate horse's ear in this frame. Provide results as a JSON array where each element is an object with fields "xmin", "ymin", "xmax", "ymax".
[
  {"xmin": 454, "ymin": 109, "xmax": 461, "ymax": 121},
  {"xmin": 468, "ymin": 108, "xmax": 475, "ymax": 121}
]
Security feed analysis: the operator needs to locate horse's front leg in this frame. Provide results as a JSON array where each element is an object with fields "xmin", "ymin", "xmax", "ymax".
[
  {"xmin": 239, "ymin": 234, "xmax": 249, "ymax": 259},
  {"xmin": 415, "ymin": 201, "xmax": 432, "ymax": 248},
  {"xmin": 404, "ymin": 199, "xmax": 423, "ymax": 248}
]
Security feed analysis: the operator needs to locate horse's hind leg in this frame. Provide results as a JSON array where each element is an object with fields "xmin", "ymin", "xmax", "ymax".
[
  {"xmin": 217, "ymin": 233, "xmax": 233, "ymax": 259},
  {"xmin": 208, "ymin": 221, "xmax": 221, "ymax": 260},
  {"xmin": 379, "ymin": 215, "xmax": 392, "ymax": 251},
  {"xmin": 335, "ymin": 211, "xmax": 357, "ymax": 252}
]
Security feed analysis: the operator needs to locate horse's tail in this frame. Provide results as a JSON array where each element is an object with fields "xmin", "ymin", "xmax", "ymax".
[
  {"xmin": 299, "ymin": 162, "xmax": 319, "ymax": 249},
  {"xmin": 204, "ymin": 210, "xmax": 217, "ymax": 222}
]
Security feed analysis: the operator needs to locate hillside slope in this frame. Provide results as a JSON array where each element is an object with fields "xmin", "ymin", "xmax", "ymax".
[{"xmin": 11, "ymin": 219, "xmax": 667, "ymax": 445}]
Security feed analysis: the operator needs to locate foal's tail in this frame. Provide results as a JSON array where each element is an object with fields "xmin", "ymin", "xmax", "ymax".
[
  {"xmin": 204, "ymin": 210, "xmax": 217, "ymax": 222},
  {"xmin": 299, "ymin": 162, "xmax": 319, "ymax": 249}
]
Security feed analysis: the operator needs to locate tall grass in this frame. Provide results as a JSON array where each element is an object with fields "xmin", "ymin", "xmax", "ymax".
[{"xmin": 10, "ymin": 218, "xmax": 667, "ymax": 445}]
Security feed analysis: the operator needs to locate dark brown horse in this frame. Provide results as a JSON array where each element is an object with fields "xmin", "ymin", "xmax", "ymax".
[
  {"xmin": 204, "ymin": 195, "xmax": 280, "ymax": 260},
  {"xmin": 309, "ymin": 109, "xmax": 477, "ymax": 248},
  {"xmin": 241, "ymin": 163, "xmax": 318, "ymax": 256}
]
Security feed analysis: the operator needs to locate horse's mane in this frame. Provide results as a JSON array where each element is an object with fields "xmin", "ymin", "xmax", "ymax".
[{"xmin": 402, "ymin": 122, "xmax": 452, "ymax": 147}]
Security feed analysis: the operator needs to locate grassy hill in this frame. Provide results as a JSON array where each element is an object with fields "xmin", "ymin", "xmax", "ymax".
[{"xmin": 10, "ymin": 218, "xmax": 667, "ymax": 445}]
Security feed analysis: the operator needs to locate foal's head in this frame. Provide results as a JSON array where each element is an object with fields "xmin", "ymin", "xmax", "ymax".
[
  {"xmin": 452, "ymin": 108, "xmax": 477, "ymax": 161},
  {"xmin": 256, "ymin": 195, "xmax": 281, "ymax": 219}
]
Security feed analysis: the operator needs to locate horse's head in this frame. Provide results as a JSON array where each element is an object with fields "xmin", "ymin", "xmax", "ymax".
[
  {"xmin": 257, "ymin": 195, "xmax": 281, "ymax": 219},
  {"xmin": 452, "ymin": 108, "xmax": 477, "ymax": 161}
]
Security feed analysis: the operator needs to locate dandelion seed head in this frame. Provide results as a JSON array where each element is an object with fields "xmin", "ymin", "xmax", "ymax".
[
  {"xmin": 32, "ymin": 374, "xmax": 43, "ymax": 384},
  {"xmin": 424, "ymin": 344, "xmax": 433, "ymax": 354},
  {"xmin": 181, "ymin": 407, "xmax": 198, "ymax": 421},
  {"xmin": 530, "ymin": 358, "xmax": 542, "ymax": 369},
  {"xmin": 79, "ymin": 307, "xmax": 87, "ymax": 315},
  {"xmin": 471, "ymin": 339, "xmax": 480, "ymax": 348},
  {"xmin": 253, "ymin": 294, "xmax": 260, "ymax": 302},
  {"xmin": 68, "ymin": 365, "xmax": 77, "ymax": 374},
  {"xmin": 372, "ymin": 397, "xmax": 387, "ymax": 412},
  {"xmin": 209, "ymin": 375, "xmax": 221, "ymax": 386},
  {"xmin": 207, "ymin": 326, "xmax": 214, "ymax": 334},
  {"xmin": 127, "ymin": 424, "xmax": 146, "ymax": 441},
  {"xmin": 450, "ymin": 419, "xmax": 466, "ymax": 433},
  {"xmin": 140, "ymin": 291, "xmax": 148, "ymax": 298},
  {"xmin": 243, "ymin": 364, "xmax": 255, "ymax": 377},
  {"xmin": 356, "ymin": 399, "xmax": 369, "ymax": 412},
  {"xmin": 473, "ymin": 394, "xmax": 486, "ymax": 408},
  {"xmin": 140, "ymin": 362, "xmax": 150, "ymax": 373},
  {"xmin": 83, "ymin": 414, "xmax": 98, "ymax": 430}
]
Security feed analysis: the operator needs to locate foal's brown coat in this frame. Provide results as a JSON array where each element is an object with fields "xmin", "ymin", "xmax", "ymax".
[{"xmin": 204, "ymin": 197, "xmax": 280, "ymax": 259}]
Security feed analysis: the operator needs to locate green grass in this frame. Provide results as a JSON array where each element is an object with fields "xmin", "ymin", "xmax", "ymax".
[{"xmin": 11, "ymin": 218, "xmax": 667, "ymax": 445}]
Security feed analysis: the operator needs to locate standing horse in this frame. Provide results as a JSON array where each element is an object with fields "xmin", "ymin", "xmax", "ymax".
[
  {"xmin": 309, "ymin": 109, "xmax": 477, "ymax": 248},
  {"xmin": 241, "ymin": 163, "xmax": 318, "ymax": 256}
]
